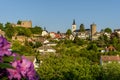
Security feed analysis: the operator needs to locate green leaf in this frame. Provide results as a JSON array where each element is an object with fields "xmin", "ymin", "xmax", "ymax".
[
  {"xmin": 0, "ymin": 63, "xmax": 13, "ymax": 69},
  {"xmin": 1, "ymin": 77, "xmax": 8, "ymax": 80},
  {"xmin": 3, "ymin": 56, "xmax": 14, "ymax": 62},
  {"xmin": 3, "ymin": 56, "xmax": 21, "ymax": 63}
]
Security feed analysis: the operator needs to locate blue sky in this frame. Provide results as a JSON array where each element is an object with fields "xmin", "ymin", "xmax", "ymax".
[{"xmin": 0, "ymin": 0, "xmax": 120, "ymax": 32}]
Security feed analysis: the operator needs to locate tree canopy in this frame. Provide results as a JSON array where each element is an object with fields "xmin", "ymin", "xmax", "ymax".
[
  {"xmin": 0, "ymin": 23, "xmax": 4, "ymax": 31},
  {"xmin": 5, "ymin": 22, "xmax": 15, "ymax": 39},
  {"xmin": 66, "ymin": 29, "xmax": 72, "ymax": 36},
  {"xmin": 30, "ymin": 26, "xmax": 42, "ymax": 34},
  {"xmin": 14, "ymin": 27, "xmax": 32, "ymax": 37},
  {"xmin": 104, "ymin": 27, "xmax": 112, "ymax": 33},
  {"xmin": 80, "ymin": 24, "xmax": 85, "ymax": 32},
  {"xmin": 17, "ymin": 20, "xmax": 22, "ymax": 25}
]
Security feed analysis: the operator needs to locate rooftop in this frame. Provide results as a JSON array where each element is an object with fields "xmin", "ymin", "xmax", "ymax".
[{"xmin": 101, "ymin": 55, "xmax": 120, "ymax": 61}]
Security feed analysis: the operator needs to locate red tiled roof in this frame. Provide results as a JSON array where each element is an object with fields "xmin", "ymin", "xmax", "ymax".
[
  {"xmin": 106, "ymin": 45, "xmax": 116, "ymax": 51},
  {"xmin": 55, "ymin": 34, "xmax": 61, "ymax": 38},
  {"xmin": 101, "ymin": 55, "xmax": 120, "ymax": 61},
  {"xmin": 50, "ymin": 32, "xmax": 61, "ymax": 38}
]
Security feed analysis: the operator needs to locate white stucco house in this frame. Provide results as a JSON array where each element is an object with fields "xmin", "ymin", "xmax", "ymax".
[
  {"xmin": 37, "ymin": 46, "xmax": 56, "ymax": 54},
  {"xmin": 41, "ymin": 30, "xmax": 48, "ymax": 36}
]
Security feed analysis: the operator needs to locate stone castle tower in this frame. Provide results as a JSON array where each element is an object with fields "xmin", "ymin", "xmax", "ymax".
[
  {"xmin": 20, "ymin": 21, "xmax": 32, "ymax": 28},
  {"xmin": 90, "ymin": 23, "xmax": 97, "ymax": 39},
  {"xmin": 72, "ymin": 19, "xmax": 76, "ymax": 32},
  {"xmin": 12, "ymin": 20, "xmax": 32, "ymax": 28},
  {"xmin": 91, "ymin": 23, "xmax": 97, "ymax": 35}
]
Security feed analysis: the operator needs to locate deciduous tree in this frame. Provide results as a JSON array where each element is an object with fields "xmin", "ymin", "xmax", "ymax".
[
  {"xmin": 104, "ymin": 27, "xmax": 112, "ymax": 33},
  {"xmin": 66, "ymin": 29, "xmax": 72, "ymax": 36},
  {"xmin": 80, "ymin": 24, "xmax": 85, "ymax": 32}
]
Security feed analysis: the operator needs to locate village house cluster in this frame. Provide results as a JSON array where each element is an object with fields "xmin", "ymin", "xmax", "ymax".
[
  {"xmin": 71, "ymin": 19, "xmax": 120, "ymax": 41},
  {"xmin": 0, "ymin": 20, "xmax": 120, "ymax": 67}
]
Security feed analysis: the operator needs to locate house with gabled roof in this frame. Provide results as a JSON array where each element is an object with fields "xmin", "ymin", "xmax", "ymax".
[
  {"xmin": 37, "ymin": 46, "xmax": 56, "ymax": 54},
  {"xmin": 105, "ymin": 45, "xmax": 116, "ymax": 52},
  {"xmin": 100, "ymin": 55, "xmax": 120, "ymax": 65}
]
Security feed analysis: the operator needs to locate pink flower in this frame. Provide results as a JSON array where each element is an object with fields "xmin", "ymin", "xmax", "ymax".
[
  {"xmin": 27, "ymin": 68, "xmax": 37, "ymax": 80},
  {"xmin": 7, "ymin": 61, "xmax": 21, "ymax": 80},
  {"xmin": 7, "ymin": 56, "xmax": 39, "ymax": 80},
  {"xmin": 0, "ymin": 36, "xmax": 39, "ymax": 80},
  {"xmin": 18, "ymin": 58, "xmax": 32, "ymax": 77},
  {"xmin": 7, "ymin": 69, "xmax": 21, "ymax": 80},
  {"xmin": 0, "ymin": 36, "xmax": 11, "ymax": 56}
]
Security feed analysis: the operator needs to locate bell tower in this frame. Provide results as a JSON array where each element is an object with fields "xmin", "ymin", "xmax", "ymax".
[{"xmin": 72, "ymin": 19, "xmax": 76, "ymax": 32}]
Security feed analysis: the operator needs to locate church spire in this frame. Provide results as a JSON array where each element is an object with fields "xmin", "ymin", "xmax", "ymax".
[
  {"xmin": 72, "ymin": 19, "xmax": 76, "ymax": 25},
  {"xmin": 72, "ymin": 19, "xmax": 76, "ymax": 32},
  {"xmin": 44, "ymin": 27, "xmax": 46, "ymax": 30}
]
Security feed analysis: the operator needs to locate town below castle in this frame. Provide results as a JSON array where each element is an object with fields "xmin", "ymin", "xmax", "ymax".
[
  {"xmin": 0, "ymin": 20, "xmax": 119, "ymax": 52},
  {"xmin": 0, "ymin": 20, "xmax": 120, "ymax": 79}
]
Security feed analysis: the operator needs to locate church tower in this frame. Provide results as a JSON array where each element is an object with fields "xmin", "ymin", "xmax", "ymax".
[{"xmin": 72, "ymin": 19, "xmax": 76, "ymax": 32}]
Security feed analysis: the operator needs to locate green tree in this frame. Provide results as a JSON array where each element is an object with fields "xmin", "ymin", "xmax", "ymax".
[
  {"xmin": 14, "ymin": 27, "xmax": 32, "ymax": 37},
  {"xmin": 34, "ymin": 42, "xmax": 42, "ymax": 48},
  {"xmin": 37, "ymin": 36, "xmax": 103, "ymax": 80},
  {"xmin": 87, "ymin": 43, "xmax": 98, "ymax": 52},
  {"xmin": 73, "ymin": 36, "xmax": 86, "ymax": 46},
  {"xmin": 15, "ymin": 27, "xmax": 25, "ymax": 35},
  {"xmin": 102, "ymin": 63, "xmax": 120, "ymax": 80},
  {"xmin": 24, "ymin": 28, "xmax": 32, "ymax": 37},
  {"xmin": 91, "ymin": 64, "xmax": 101, "ymax": 80},
  {"xmin": 17, "ymin": 20, "xmax": 21, "ymax": 25},
  {"xmin": 0, "ymin": 23, "xmax": 4, "ymax": 31},
  {"xmin": 66, "ymin": 29, "xmax": 72, "ymax": 36},
  {"xmin": 30, "ymin": 26, "xmax": 42, "ymax": 34},
  {"xmin": 110, "ymin": 37, "xmax": 119, "ymax": 47},
  {"xmin": 5, "ymin": 22, "xmax": 15, "ymax": 39},
  {"xmin": 38, "ymin": 54, "xmax": 93, "ymax": 80},
  {"xmin": 98, "ymin": 34, "xmax": 109, "ymax": 47},
  {"xmin": 5, "ymin": 22, "xmax": 12, "ymax": 28},
  {"xmin": 57, "ymin": 31, "xmax": 60, "ymax": 34},
  {"xmin": 116, "ymin": 44, "xmax": 120, "ymax": 51},
  {"xmin": 12, "ymin": 40, "xmax": 34, "ymax": 55},
  {"xmin": 11, "ymin": 40, "xmax": 23, "ymax": 52},
  {"xmin": 80, "ymin": 24, "xmax": 85, "ymax": 32},
  {"xmin": 104, "ymin": 27, "xmax": 112, "ymax": 33}
]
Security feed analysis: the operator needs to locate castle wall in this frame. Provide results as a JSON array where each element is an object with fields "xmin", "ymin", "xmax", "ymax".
[
  {"xmin": 12, "ymin": 20, "xmax": 32, "ymax": 28},
  {"xmin": 21, "ymin": 21, "xmax": 32, "ymax": 28}
]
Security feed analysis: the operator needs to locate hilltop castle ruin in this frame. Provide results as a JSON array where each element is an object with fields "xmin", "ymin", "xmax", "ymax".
[{"xmin": 12, "ymin": 20, "xmax": 32, "ymax": 28}]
